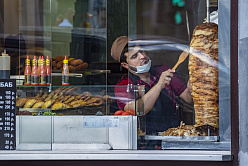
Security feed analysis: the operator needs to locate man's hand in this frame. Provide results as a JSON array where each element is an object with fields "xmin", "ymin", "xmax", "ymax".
[
  {"xmin": 156, "ymin": 69, "xmax": 175, "ymax": 90},
  {"xmin": 187, "ymin": 79, "xmax": 192, "ymax": 95}
]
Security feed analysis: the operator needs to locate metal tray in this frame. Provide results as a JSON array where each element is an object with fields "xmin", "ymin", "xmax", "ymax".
[
  {"xmin": 51, "ymin": 104, "xmax": 108, "ymax": 115},
  {"xmin": 145, "ymin": 135, "xmax": 220, "ymax": 142},
  {"xmin": 19, "ymin": 108, "xmax": 51, "ymax": 115}
]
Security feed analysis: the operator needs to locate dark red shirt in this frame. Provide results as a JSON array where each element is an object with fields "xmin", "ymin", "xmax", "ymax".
[{"xmin": 115, "ymin": 65, "xmax": 187, "ymax": 111}]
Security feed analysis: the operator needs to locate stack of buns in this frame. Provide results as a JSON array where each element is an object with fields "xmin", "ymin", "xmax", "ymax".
[
  {"xmin": 188, "ymin": 23, "xmax": 219, "ymax": 128},
  {"xmin": 52, "ymin": 56, "xmax": 88, "ymax": 70}
]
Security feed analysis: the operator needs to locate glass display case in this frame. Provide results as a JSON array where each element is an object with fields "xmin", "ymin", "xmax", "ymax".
[
  {"xmin": 0, "ymin": 0, "xmax": 234, "ymax": 162},
  {"xmin": 16, "ymin": 84, "xmax": 141, "ymax": 150}
]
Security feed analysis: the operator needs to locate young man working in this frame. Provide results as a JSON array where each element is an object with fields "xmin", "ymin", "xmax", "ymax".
[{"xmin": 111, "ymin": 36, "xmax": 193, "ymax": 134}]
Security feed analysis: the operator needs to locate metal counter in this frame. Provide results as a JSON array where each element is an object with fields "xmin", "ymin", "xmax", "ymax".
[{"xmin": 0, "ymin": 150, "xmax": 232, "ymax": 161}]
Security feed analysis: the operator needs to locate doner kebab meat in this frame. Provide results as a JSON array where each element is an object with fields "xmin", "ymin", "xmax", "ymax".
[{"xmin": 188, "ymin": 23, "xmax": 219, "ymax": 128}]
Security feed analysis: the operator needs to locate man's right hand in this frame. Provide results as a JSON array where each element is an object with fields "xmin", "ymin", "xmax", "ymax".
[{"xmin": 156, "ymin": 69, "xmax": 175, "ymax": 90}]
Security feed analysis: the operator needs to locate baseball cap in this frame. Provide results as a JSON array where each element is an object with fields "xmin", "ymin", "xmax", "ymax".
[{"xmin": 111, "ymin": 36, "xmax": 131, "ymax": 62}]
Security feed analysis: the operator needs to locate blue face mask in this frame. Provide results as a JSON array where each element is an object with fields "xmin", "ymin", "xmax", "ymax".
[{"xmin": 127, "ymin": 59, "xmax": 152, "ymax": 74}]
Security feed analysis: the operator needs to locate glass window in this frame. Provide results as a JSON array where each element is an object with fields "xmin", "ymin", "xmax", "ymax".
[
  {"xmin": 127, "ymin": 0, "xmax": 230, "ymax": 150},
  {"xmin": 0, "ymin": 0, "xmax": 231, "ymax": 152}
]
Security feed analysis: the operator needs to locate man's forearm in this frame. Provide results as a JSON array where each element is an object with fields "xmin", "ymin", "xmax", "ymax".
[
  {"xmin": 141, "ymin": 84, "xmax": 162, "ymax": 114},
  {"xmin": 124, "ymin": 84, "xmax": 162, "ymax": 114}
]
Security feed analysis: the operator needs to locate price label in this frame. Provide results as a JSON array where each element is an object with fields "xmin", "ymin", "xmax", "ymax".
[
  {"xmin": 0, "ymin": 79, "xmax": 16, "ymax": 150},
  {"xmin": 83, "ymin": 117, "xmax": 120, "ymax": 128}
]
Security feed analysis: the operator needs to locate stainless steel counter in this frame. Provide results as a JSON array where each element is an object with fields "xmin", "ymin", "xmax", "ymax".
[{"xmin": 0, "ymin": 150, "xmax": 232, "ymax": 161}]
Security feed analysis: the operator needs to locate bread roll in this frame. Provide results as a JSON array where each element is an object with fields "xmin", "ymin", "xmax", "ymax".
[
  {"xmin": 64, "ymin": 96, "xmax": 75, "ymax": 104},
  {"xmin": 68, "ymin": 58, "xmax": 75, "ymax": 65},
  {"xmin": 56, "ymin": 61, "xmax": 63, "ymax": 69},
  {"xmin": 16, "ymin": 98, "xmax": 28, "ymax": 107},
  {"xmin": 70, "ymin": 59, "xmax": 83, "ymax": 66},
  {"xmin": 52, "ymin": 102, "xmax": 66, "ymax": 110},
  {"xmin": 69, "ymin": 66, "xmax": 76, "ymax": 70},
  {"xmin": 55, "ymin": 56, "xmax": 64, "ymax": 62},
  {"xmin": 52, "ymin": 61, "xmax": 56, "ymax": 67},
  {"xmin": 77, "ymin": 62, "xmax": 88, "ymax": 69},
  {"xmin": 42, "ymin": 99, "xmax": 56, "ymax": 108},
  {"xmin": 41, "ymin": 92, "xmax": 48, "ymax": 99},
  {"xmin": 32, "ymin": 101, "xmax": 44, "ymax": 108},
  {"xmin": 86, "ymin": 97, "xmax": 103, "ymax": 106},
  {"xmin": 23, "ymin": 99, "xmax": 36, "ymax": 108}
]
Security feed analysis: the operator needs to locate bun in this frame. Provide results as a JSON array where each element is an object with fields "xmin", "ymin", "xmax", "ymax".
[
  {"xmin": 76, "ymin": 59, "xmax": 83, "ymax": 64},
  {"xmin": 78, "ymin": 62, "xmax": 88, "ymax": 69},
  {"xmin": 68, "ymin": 58, "xmax": 75, "ymax": 65},
  {"xmin": 23, "ymin": 99, "xmax": 36, "ymax": 108},
  {"xmin": 17, "ymin": 98, "xmax": 28, "ymax": 107},
  {"xmin": 70, "ymin": 59, "xmax": 83, "ymax": 66},
  {"xmin": 32, "ymin": 101, "xmax": 44, "ymax": 108},
  {"xmin": 68, "ymin": 66, "xmax": 76, "ymax": 70},
  {"xmin": 52, "ymin": 102, "xmax": 66, "ymax": 110},
  {"xmin": 55, "ymin": 56, "xmax": 64, "ymax": 62},
  {"xmin": 52, "ymin": 61, "xmax": 56, "ymax": 66},
  {"xmin": 56, "ymin": 61, "xmax": 63, "ymax": 69},
  {"xmin": 42, "ymin": 99, "xmax": 56, "ymax": 108}
]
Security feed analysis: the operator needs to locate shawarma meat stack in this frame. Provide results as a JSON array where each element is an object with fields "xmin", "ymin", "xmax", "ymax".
[{"xmin": 188, "ymin": 23, "xmax": 219, "ymax": 129}]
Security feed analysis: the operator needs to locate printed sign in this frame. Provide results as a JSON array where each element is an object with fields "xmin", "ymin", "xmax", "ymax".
[
  {"xmin": 0, "ymin": 79, "xmax": 16, "ymax": 150},
  {"xmin": 83, "ymin": 116, "xmax": 120, "ymax": 128}
]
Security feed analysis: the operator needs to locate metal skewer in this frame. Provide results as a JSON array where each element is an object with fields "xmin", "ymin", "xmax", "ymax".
[
  {"xmin": 206, "ymin": 0, "xmax": 210, "ymax": 23},
  {"xmin": 186, "ymin": 10, "xmax": 190, "ymax": 43}
]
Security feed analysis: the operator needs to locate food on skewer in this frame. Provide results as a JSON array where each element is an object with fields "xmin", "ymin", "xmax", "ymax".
[{"xmin": 188, "ymin": 22, "xmax": 219, "ymax": 128}]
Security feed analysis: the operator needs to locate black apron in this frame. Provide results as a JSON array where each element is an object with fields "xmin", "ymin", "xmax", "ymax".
[{"xmin": 129, "ymin": 71, "xmax": 180, "ymax": 135}]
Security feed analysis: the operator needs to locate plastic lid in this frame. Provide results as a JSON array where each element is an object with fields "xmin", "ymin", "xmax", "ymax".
[
  {"xmin": 63, "ymin": 55, "xmax": 68, "ymax": 63},
  {"xmin": 27, "ymin": 56, "xmax": 29, "ymax": 59},
  {"xmin": 34, "ymin": 56, "xmax": 36, "ymax": 59},
  {"xmin": 46, "ymin": 56, "xmax": 49, "ymax": 59}
]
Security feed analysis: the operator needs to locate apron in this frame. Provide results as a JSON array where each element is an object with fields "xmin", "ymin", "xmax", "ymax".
[{"xmin": 129, "ymin": 71, "xmax": 180, "ymax": 135}]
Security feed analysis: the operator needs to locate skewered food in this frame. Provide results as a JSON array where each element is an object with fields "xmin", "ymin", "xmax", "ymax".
[{"xmin": 188, "ymin": 23, "xmax": 219, "ymax": 128}]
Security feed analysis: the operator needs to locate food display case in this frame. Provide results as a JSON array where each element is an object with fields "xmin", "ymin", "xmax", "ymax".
[
  {"xmin": 15, "ymin": 85, "xmax": 138, "ymax": 150},
  {"xmin": 15, "ymin": 85, "xmax": 140, "ymax": 150}
]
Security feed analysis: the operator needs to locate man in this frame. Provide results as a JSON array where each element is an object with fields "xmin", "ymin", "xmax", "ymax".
[
  {"xmin": 111, "ymin": 36, "xmax": 193, "ymax": 134},
  {"xmin": 58, "ymin": 8, "xmax": 75, "ymax": 27},
  {"xmin": 96, "ymin": 8, "xmax": 106, "ymax": 28}
]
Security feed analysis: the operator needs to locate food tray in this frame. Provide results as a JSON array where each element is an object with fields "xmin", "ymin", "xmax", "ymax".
[
  {"xmin": 52, "ymin": 105, "xmax": 108, "ymax": 115},
  {"xmin": 145, "ymin": 135, "xmax": 219, "ymax": 142},
  {"xmin": 19, "ymin": 108, "xmax": 51, "ymax": 112},
  {"xmin": 19, "ymin": 108, "xmax": 51, "ymax": 115}
]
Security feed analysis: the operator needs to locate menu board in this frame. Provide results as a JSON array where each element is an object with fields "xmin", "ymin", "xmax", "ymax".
[{"xmin": 0, "ymin": 79, "xmax": 16, "ymax": 150}]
